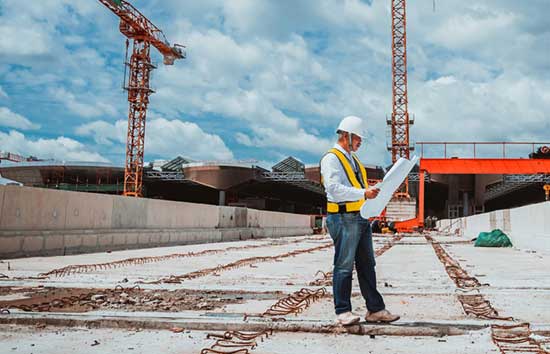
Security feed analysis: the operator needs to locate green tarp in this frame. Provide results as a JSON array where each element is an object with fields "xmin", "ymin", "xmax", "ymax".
[{"xmin": 474, "ymin": 229, "xmax": 513, "ymax": 248}]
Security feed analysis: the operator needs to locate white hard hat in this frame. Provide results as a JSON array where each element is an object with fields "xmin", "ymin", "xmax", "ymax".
[{"xmin": 336, "ymin": 115, "xmax": 367, "ymax": 138}]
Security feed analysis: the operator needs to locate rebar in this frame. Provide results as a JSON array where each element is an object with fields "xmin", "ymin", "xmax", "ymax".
[
  {"xmin": 491, "ymin": 323, "xmax": 549, "ymax": 353},
  {"xmin": 261, "ymin": 287, "xmax": 326, "ymax": 317},
  {"xmin": 425, "ymin": 235, "xmax": 512, "ymax": 321},
  {"xmin": 36, "ymin": 237, "xmax": 321, "ymax": 278},
  {"xmin": 141, "ymin": 243, "xmax": 333, "ymax": 285},
  {"xmin": 200, "ymin": 330, "xmax": 272, "ymax": 354},
  {"xmin": 309, "ymin": 234, "xmax": 403, "ymax": 287},
  {"xmin": 309, "ymin": 270, "xmax": 332, "ymax": 286}
]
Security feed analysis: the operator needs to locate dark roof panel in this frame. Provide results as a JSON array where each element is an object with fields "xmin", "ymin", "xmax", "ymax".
[{"xmin": 272, "ymin": 156, "xmax": 305, "ymax": 173}]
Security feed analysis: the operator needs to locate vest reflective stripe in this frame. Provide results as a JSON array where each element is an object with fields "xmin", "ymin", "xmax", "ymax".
[
  {"xmin": 324, "ymin": 148, "xmax": 369, "ymax": 213},
  {"xmin": 353, "ymin": 155, "xmax": 368, "ymax": 188}
]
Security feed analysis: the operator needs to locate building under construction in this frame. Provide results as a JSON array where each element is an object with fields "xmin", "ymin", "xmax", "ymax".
[
  {"xmin": 2, "ymin": 148, "xmax": 549, "ymax": 222},
  {"xmin": 0, "ymin": 155, "xmax": 386, "ymax": 215}
]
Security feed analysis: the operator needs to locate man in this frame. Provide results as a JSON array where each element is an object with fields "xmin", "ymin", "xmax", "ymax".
[{"xmin": 320, "ymin": 115, "xmax": 400, "ymax": 326}]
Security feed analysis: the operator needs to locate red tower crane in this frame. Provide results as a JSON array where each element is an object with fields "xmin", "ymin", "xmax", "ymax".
[
  {"xmin": 388, "ymin": 0, "xmax": 413, "ymax": 197},
  {"xmin": 98, "ymin": 0, "xmax": 185, "ymax": 196}
]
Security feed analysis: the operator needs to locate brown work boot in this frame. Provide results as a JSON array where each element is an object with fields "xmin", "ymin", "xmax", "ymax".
[
  {"xmin": 336, "ymin": 311, "xmax": 361, "ymax": 326},
  {"xmin": 365, "ymin": 309, "xmax": 400, "ymax": 323}
]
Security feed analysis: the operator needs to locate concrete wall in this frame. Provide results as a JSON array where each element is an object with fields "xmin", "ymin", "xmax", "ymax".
[
  {"xmin": 437, "ymin": 201, "xmax": 550, "ymax": 253},
  {"xmin": 0, "ymin": 186, "xmax": 313, "ymax": 258}
]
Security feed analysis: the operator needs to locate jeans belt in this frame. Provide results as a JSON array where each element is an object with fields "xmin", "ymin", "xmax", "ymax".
[{"xmin": 327, "ymin": 202, "xmax": 360, "ymax": 214}]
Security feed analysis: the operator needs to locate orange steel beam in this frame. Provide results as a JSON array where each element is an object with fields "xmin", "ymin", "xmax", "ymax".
[
  {"xmin": 420, "ymin": 158, "xmax": 550, "ymax": 174},
  {"xmin": 417, "ymin": 142, "xmax": 550, "ymax": 159},
  {"xmin": 416, "ymin": 158, "xmax": 550, "ymax": 228}
]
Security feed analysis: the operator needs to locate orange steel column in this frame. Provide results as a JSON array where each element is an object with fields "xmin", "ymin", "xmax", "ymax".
[
  {"xmin": 123, "ymin": 39, "xmax": 153, "ymax": 197},
  {"xmin": 389, "ymin": 0, "xmax": 412, "ymax": 195},
  {"xmin": 418, "ymin": 170, "xmax": 425, "ymax": 226}
]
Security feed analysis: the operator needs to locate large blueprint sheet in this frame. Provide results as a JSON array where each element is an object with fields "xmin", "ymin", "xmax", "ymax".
[{"xmin": 360, "ymin": 155, "xmax": 419, "ymax": 219}]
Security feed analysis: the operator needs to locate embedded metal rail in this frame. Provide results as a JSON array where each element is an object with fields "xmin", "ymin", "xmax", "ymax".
[
  {"xmin": 31, "ymin": 237, "xmax": 321, "ymax": 279},
  {"xmin": 203, "ymin": 288, "xmax": 327, "ymax": 354},
  {"xmin": 309, "ymin": 234, "xmax": 404, "ymax": 287},
  {"xmin": 427, "ymin": 234, "xmax": 550, "ymax": 352},
  {"xmin": 491, "ymin": 323, "xmax": 549, "ymax": 354},
  {"xmin": 261, "ymin": 287, "xmax": 327, "ymax": 318},
  {"xmin": 198, "ymin": 239, "xmax": 334, "ymax": 354},
  {"xmin": 201, "ymin": 330, "xmax": 273, "ymax": 354},
  {"xmin": 425, "ymin": 235, "xmax": 512, "ymax": 321},
  {"xmin": 139, "ymin": 243, "xmax": 333, "ymax": 285},
  {"xmin": 309, "ymin": 270, "xmax": 332, "ymax": 287}
]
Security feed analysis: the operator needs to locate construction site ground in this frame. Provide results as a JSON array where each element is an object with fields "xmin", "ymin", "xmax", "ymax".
[{"xmin": 1, "ymin": 233, "xmax": 549, "ymax": 353}]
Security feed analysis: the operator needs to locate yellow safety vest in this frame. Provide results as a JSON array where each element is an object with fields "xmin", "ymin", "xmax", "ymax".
[{"xmin": 322, "ymin": 148, "xmax": 368, "ymax": 213}]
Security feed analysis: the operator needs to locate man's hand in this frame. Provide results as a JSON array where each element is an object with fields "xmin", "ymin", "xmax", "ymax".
[{"xmin": 364, "ymin": 187, "xmax": 380, "ymax": 200}]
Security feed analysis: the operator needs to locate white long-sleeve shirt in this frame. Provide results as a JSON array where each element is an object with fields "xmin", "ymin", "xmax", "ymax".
[{"xmin": 320, "ymin": 143, "xmax": 367, "ymax": 203}]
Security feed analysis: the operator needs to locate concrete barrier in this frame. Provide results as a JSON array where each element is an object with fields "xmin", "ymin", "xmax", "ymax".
[
  {"xmin": 0, "ymin": 186, "xmax": 313, "ymax": 258},
  {"xmin": 437, "ymin": 201, "xmax": 550, "ymax": 253}
]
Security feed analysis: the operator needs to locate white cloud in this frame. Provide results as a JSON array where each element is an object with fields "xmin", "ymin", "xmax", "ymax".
[
  {"xmin": 428, "ymin": 6, "xmax": 518, "ymax": 51},
  {"xmin": 153, "ymin": 30, "xmax": 336, "ymax": 155},
  {"xmin": 76, "ymin": 117, "xmax": 234, "ymax": 161},
  {"xmin": 0, "ymin": 86, "xmax": 7, "ymax": 99},
  {"xmin": 49, "ymin": 87, "xmax": 117, "ymax": 118},
  {"xmin": 0, "ymin": 107, "xmax": 40, "ymax": 130},
  {"xmin": 1, "ymin": 0, "xmax": 549, "ymax": 167},
  {"xmin": 0, "ymin": 22, "xmax": 53, "ymax": 57},
  {"xmin": 220, "ymin": 0, "xmax": 384, "ymax": 39},
  {"xmin": 147, "ymin": 117, "xmax": 233, "ymax": 160},
  {"xmin": 75, "ymin": 120, "xmax": 126, "ymax": 145},
  {"xmin": 198, "ymin": 89, "xmax": 334, "ymax": 155},
  {"xmin": 409, "ymin": 71, "xmax": 550, "ymax": 146},
  {"xmin": 0, "ymin": 130, "xmax": 108, "ymax": 162},
  {"xmin": 0, "ymin": 1, "xmax": 123, "ymax": 122},
  {"xmin": 235, "ymin": 132, "xmax": 253, "ymax": 147}
]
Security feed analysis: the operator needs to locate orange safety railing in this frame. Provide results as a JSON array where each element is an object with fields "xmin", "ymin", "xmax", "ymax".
[{"xmin": 417, "ymin": 142, "xmax": 550, "ymax": 159}]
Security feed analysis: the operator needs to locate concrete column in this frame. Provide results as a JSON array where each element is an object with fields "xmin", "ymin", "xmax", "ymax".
[
  {"xmin": 218, "ymin": 190, "xmax": 226, "ymax": 206},
  {"xmin": 463, "ymin": 191, "xmax": 469, "ymax": 217},
  {"xmin": 448, "ymin": 175, "xmax": 458, "ymax": 203},
  {"xmin": 474, "ymin": 175, "xmax": 485, "ymax": 206}
]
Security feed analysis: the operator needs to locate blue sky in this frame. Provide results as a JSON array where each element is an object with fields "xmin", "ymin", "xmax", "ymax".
[{"xmin": 0, "ymin": 0, "xmax": 549, "ymax": 168}]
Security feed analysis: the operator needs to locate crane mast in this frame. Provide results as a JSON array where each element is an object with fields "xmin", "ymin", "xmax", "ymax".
[
  {"xmin": 389, "ymin": 0, "xmax": 413, "ymax": 197},
  {"xmin": 98, "ymin": 0, "xmax": 185, "ymax": 197}
]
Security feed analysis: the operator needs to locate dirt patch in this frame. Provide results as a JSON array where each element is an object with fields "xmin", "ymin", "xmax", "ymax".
[
  {"xmin": 0, "ymin": 286, "xmax": 47, "ymax": 301},
  {"xmin": 0, "ymin": 286, "xmax": 283, "ymax": 313}
]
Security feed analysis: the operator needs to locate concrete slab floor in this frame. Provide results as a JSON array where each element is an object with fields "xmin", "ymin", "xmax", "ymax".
[
  {"xmin": 300, "ymin": 293, "xmax": 467, "ymax": 322},
  {"xmin": 0, "ymin": 236, "xmax": 330, "ymax": 281},
  {"xmin": 0, "ymin": 324, "xmax": 500, "ymax": 354},
  {"xmin": 1, "ymin": 232, "xmax": 549, "ymax": 353},
  {"xmin": 436, "ymin": 242, "xmax": 550, "ymax": 323},
  {"xmin": 0, "ymin": 324, "xmax": 211, "ymax": 354}
]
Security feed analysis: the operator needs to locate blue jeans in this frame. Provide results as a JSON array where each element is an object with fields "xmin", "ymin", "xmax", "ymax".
[{"xmin": 326, "ymin": 212, "xmax": 385, "ymax": 315}]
